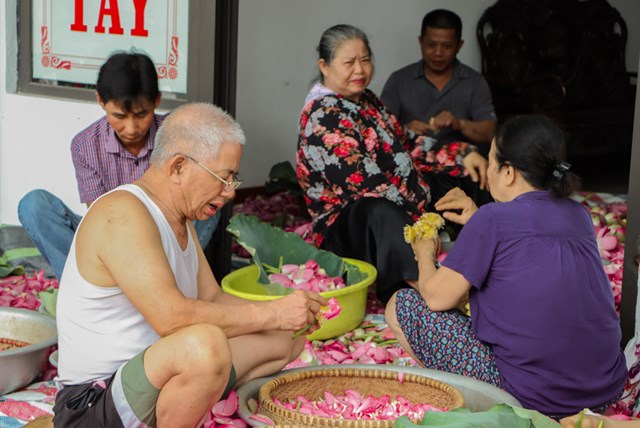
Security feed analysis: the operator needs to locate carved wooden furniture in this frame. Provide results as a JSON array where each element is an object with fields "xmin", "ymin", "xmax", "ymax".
[{"xmin": 477, "ymin": 0, "xmax": 636, "ymax": 161}]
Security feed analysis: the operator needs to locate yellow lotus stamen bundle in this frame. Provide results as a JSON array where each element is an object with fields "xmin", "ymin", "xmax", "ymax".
[{"xmin": 404, "ymin": 212, "xmax": 445, "ymax": 244}]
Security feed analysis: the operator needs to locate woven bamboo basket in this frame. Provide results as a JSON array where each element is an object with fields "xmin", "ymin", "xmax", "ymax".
[{"xmin": 258, "ymin": 367, "xmax": 464, "ymax": 427}]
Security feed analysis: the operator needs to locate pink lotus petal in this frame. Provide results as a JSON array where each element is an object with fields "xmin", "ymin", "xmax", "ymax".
[
  {"xmin": 281, "ymin": 264, "xmax": 299, "ymax": 275},
  {"xmin": 436, "ymin": 252, "xmax": 448, "ymax": 263},
  {"xmin": 11, "ymin": 283, "xmax": 26, "ymax": 294},
  {"xmin": 268, "ymin": 273, "xmax": 294, "ymax": 287},
  {"xmin": 266, "ymin": 259, "xmax": 346, "ymax": 293},
  {"xmin": 599, "ymin": 235, "xmax": 618, "ymax": 251},
  {"xmin": 382, "ymin": 330, "xmax": 396, "ymax": 340},
  {"xmin": 324, "ymin": 391, "xmax": 337, "ymax": 406},
  {"xmin": 369, "ymin": 347, "xmax": 391, "ymax": 363},
  {"xmin": 344, "ymin": 389, "xmax": 362, "ymax": 405},
  {"xmin": 0, "ymin": 295, "xmax": 14, "ymax": 306},
  {"xmin": 304, "ymin": 260, "xmax": 319, "ymax": 270},
  {"xmin": 325, "ymin": 349, "xmax": 350, "ymax": 363},
  {"xmin": 349, "ymin": 348, "xmax": 368, "ymax": 360},
  {"xmin": 357, "ymin": 354, "xmax": 376, "ymax": 364},
  {"xmin": 298, "ymin": 403, "xmax": 315, "ymax": 415},
  {"xmin": 610, "ymin": 414, "xmax": 634, "ymax": 421},
  {"xmin": 318, "ymin": 356, "xmax": 339, "ymax": 365},
  {"xmin": 306, "ymin": 279, "xmax": 321, "ymax": 293},
  {"xmin": 354, "ymin": 396, "xmax": 375, "ymax": 414},
  {"xmin": 214, "ymin": 416, "xmax": 235, "ymax": 424},
  {"xmin": 323, "ymin": 340, "xmax": 348, "ymax": 352},
  {"xmin": 378, "ymin": 394, "xmax": 391, "ymax": 406},
  {"xmin": 248, "ymin": 414, "xmax": 275, "ymax": 425},
  {"xmin": 298, "ymin": 268, "xmax": 315, "ymax": 281},
  {"xmin": 213, "ymin": 389, "xmax": 239, "ymax": 417},
  {"xmin": 387, "ymin": 348, "xmax": 404, "ymax": 358},
  {"xmin": 11, "ymin": 296, "xmax": 29, "ymax": 309},
  {"xmin": 221, "ymin": 420, "xmax": 248, "ymax": 428},
  {"xmin": 273, "ymin": 388, "xmax": 448, "ymax": 421},
  {"xmin": 323, "ymin": 297, "xmax": 341, "ymax": 320}
]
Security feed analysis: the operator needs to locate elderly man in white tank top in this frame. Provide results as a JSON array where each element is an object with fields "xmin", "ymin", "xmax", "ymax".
[{"xmin": 53, "ymin": 103, "xmax": 327, "ymax": 428}]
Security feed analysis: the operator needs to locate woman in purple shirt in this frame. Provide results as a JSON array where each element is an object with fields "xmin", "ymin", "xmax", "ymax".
[{"xmin": 385, "ymin": 114, "xmax": 626, "ymax": 417}]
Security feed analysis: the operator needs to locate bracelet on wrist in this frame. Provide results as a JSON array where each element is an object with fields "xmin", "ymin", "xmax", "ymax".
[{"xmin": 462, "ymin": 144, "xmax": 479, "ymax": 157}]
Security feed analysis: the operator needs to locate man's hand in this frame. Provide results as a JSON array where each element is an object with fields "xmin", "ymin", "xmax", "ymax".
[
  {"xmin": 434, "ymin": 187, "xmax": 478, "ymax": 225},
  {"xmin": 430, "ymin": 112, "xmax": 496, "ymax": 144},
  {"xmin": 267, "ymin": 290, "xmax": 328, "ymax": 331},
  {"xmin": 406, "ymin": 111, "xmax": 464, "ymax": 136},
  {"xmin": 462, "ymin": 151, "xmax": 487, "ymax": 190},
  {"xmin": 405, "ymin": 119, "xmax": 437, "ymax": 136},
  {"xmin": 430, "ymin": 111, "xmax": 459, "ymax": 131}
]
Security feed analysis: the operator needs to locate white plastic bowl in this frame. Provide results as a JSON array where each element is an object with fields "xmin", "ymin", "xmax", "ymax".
[{"xmin": 0, "ymin": 307, "xmax": 57, "ymax": 395}]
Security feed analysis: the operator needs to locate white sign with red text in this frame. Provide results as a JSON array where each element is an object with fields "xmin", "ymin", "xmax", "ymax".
[{"xmin": 32, "ymin": 0, "xmax": 188, "ymax": 94}]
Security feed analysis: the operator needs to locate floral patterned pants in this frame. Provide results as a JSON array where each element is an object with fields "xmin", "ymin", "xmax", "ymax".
[{"xmin": 395, "ymin": 288, "xmax": 502, "ymax": 387}]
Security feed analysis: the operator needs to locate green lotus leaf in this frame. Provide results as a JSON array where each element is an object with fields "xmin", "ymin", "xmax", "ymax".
[{"xmin": 227, "ymin": 214, "xmax": 364, "ymax": 294}]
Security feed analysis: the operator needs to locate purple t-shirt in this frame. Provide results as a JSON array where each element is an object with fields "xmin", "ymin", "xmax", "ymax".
[{"xmin": 442, "ymin": 190, "xmax": 626, "ymax": 415}]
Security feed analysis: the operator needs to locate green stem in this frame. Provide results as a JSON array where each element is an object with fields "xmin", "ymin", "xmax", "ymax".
[
  {"xmin": 351, "ymin": 332, "xmax": 384, "ymax": 341},
  {"xmin": 262, "ymin": 262, "xmax": 280, "ymax": 274},
  {"xmin": 376, "ymin": 339, "xmax": 399, "ymax": 347},
  {"xmin": 291, "ymin": 324, "xmax": 312, "ymax": 340},
  {"xmin": 359, "ymin": 323, "xmax": 377, "ymax": 329}
]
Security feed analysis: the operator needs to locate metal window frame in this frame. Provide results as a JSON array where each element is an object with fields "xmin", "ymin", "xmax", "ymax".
[
  {"xmin": 14, "ymin": 0, "xmax": 239, "ymax": 280},
  {"xmin": 16, "ymin": 0, "xmax": 217, "ymax": 110}
]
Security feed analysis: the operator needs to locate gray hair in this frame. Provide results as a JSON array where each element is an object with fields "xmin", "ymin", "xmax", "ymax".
[
  {"xmin": 151, "ymin": 102, "xmax": 246, "ymax": 165},
  {"xmin": 316, "ymin": 24, "xmax": 373, "ymax": 83}
]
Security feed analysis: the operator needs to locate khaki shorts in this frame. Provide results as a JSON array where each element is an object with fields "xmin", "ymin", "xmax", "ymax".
[{"xmin": 53, "ymin": 348, "xmax": 236, "ymax": 428}]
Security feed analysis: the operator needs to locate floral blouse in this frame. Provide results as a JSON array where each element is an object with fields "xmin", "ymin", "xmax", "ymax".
[{"xmin": 296, "ymin": 86, "xmax": 472, "ymax": 242}]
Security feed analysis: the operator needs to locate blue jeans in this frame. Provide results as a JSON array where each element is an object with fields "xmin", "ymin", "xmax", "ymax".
[{"xmin": 18, "ymin": 189, "xmax": 220, "ymax": 279}]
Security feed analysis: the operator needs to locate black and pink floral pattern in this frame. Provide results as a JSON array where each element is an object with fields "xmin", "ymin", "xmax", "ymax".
[{"xmin": 296, "ymin": 88, "xmax": 471, "ymax": 244}]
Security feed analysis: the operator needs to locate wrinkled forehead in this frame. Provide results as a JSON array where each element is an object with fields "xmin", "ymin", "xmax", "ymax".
[{"xmin": 333, "ymin": 38, "xmax": 370, "ymax": 59}]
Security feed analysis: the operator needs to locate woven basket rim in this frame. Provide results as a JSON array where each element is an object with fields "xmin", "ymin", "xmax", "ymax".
[{"xmin": 259, "ymin": 367, "xmax": 464, "ymax": 427}]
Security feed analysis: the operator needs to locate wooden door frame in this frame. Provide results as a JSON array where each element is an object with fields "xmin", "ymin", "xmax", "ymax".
[
  {"xmin": 204, "ymin": 0, "xmax": 239, "ymax": 280},
  {"xmin": 620, "ymin": 58, "xmax": 640, "ymax": 345}
]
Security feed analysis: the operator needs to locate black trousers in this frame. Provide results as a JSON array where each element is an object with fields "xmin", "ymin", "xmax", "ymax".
[
  {"xmin": 321, "ymin": 198, "xmax": 417, "ymax": 303},
  {"xmin": 423, "ymin": 172, "xmax": 494, "ymax": 239},
  {"xmin": 423, "ymin": 172, "xmax": 494, "ymax": 210}
]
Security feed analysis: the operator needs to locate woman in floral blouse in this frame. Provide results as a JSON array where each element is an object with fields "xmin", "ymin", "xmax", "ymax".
[{"xmin": 296, "ymin": 24, "xmax": 487, "ymax": 302}]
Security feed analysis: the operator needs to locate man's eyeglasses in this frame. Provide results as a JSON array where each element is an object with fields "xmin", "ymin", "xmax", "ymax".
[{"xmin": 176, "ymin": 153, "xmax": 243, "ymax": 191}]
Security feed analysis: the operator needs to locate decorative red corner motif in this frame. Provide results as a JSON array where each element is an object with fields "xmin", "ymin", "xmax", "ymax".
[
  {"xmin": 158, "ymin": 36, "xmax": 179, "ymax": 80},
  {"xmin": 40, "ymin": 26, "xmax": 72, "ymax": 70}
]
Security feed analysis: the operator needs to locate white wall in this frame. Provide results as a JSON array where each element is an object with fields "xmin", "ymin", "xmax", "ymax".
[
  {"xmin": 1, "ymin": 1, "xmax": 98, "ymax": 224},
  {"xmin": 2, "ymin": 0, "xmax": 639, "ymax": 225}
]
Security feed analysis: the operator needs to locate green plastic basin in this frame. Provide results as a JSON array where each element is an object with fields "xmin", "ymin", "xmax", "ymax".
[{"xmin": 221, "ymin": 258, "xmax": 377, "ymax": 340}]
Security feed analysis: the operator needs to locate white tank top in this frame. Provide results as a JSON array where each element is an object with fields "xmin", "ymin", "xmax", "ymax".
[{"xmin": 56, "ymin": 184, "xmax": 199, "ymax": 384}]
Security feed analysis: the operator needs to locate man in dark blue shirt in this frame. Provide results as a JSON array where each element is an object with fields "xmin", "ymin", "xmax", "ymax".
[{"xmin": 381, "ymin": 9, "xmax": 497, "ymax": 153}]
